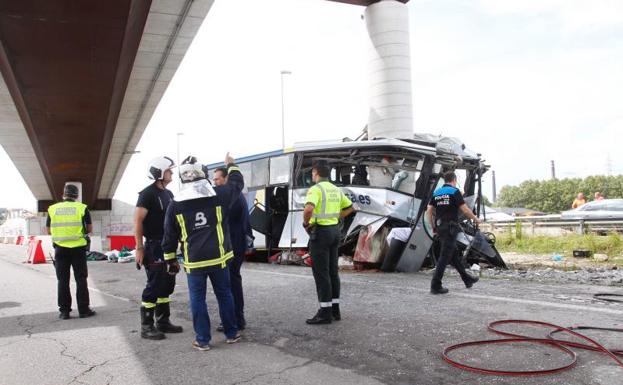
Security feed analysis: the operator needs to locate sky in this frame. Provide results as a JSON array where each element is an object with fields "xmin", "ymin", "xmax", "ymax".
[{"xmin": 1, "ymin": 0, "xmax": 622, "ymax": 210}]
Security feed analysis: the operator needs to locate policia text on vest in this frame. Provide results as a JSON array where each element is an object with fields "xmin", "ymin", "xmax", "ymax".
[
  {"xmin": 45, "ymin": 184, "xmax": 96, "ymax": 320},
  {"xmin": 303, "ymin": 161, "xmax": 354, "ymax": 325}
]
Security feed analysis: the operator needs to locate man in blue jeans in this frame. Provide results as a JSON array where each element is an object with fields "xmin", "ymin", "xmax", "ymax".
[
  {"xmin": 213, "ymin": 167, "xmax": 253, "ymax": 331},
  {"xmin": 162, "ymin": 153, "xmax": 243, "ymax": 351}
]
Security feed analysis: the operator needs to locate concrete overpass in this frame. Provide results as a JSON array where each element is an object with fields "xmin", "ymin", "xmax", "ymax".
[{"xmin": 0, "ymin": 0, "xmax": 409, "ymax": 213}]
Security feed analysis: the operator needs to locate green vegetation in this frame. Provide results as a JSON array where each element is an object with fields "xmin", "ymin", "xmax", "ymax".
[
  {"xmin": 496, "ymin": 232, "xmax": 623, "ymax": 264},
  {"xmin": 496, "ymin": 175, "xmax": 623, "ymax": 213}
]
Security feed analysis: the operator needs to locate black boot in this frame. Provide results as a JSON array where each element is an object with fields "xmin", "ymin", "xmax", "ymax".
[
  {"xmin": 332, "ymin": 304, "xmax": 341, "ymax": 321},
  {"xmin": 155, "ymin": 303, "xmax": 183, "ymax": 333},
  {"xmin": 141, "ymin": 306, "xmax": 165, "ymax": 340},
  {"xmin": 306, "ymin": 307, "xmax": 332, "ymax": 325},
  {"xmin": 464, "ymin": 275, "xmax": 479, "ymax": 289},
  {"xmin": 430, "ymin": 286, "xmax": 449, "ymax": 294}
]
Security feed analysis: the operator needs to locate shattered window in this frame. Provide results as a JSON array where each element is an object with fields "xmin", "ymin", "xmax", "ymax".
[
  {"xmin": 269, "ymin": 155, "xmax": 292, "ymax": 185},
  {"xmin": 251, "ymin": 158, "xmax": 269, "ymax": 187}
]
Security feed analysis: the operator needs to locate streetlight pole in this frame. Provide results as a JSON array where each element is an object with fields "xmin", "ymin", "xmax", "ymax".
[
  {"xmin": 176, "ymin": 132, "xmax": 184, "ymax": 189},
  {"xmin": 280, "ymin": 70, "xmax": 292, "ymax": 149}
]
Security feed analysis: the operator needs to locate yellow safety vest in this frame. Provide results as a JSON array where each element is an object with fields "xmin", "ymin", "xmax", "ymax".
[
  {"xmin": 47, "ymin": 201, "xmax": 88, "ymax": 248},
  {"xmin": 305, "ymin": 181, "xmax": 351, "ymax": 226}
]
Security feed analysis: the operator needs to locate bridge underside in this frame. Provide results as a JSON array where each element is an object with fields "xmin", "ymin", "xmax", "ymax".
[{"xmin": 0, "ymin": 0, "xmax": 407, "ymax": 212}]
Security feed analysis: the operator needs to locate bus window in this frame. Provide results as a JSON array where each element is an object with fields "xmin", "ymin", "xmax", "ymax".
[
  {"xmin": 269, "ymin": 155, "xmax": 292, "ymax": 185},
  {"xmin": 251, "ymin": 158, "xmax": 269, "ymax": 187},
  {"xmin": 238, "ymin": 162, "xmax": 252, "ymax": 187}
]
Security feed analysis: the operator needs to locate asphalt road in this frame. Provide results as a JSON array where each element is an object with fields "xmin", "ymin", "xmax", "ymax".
[{"xmin": 1, "ymin": 244, "xmax": 622, "ymax": 385}]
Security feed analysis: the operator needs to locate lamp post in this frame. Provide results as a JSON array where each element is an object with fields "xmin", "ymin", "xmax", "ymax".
[{"xmin": 280, "ymin": 70, "xmax": 292, "ymax": 149}]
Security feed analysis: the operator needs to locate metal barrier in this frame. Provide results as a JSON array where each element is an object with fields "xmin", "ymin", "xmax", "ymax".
[{"xmin": 481, "ymin": 217, "xmax": 623, "ymax": 236}]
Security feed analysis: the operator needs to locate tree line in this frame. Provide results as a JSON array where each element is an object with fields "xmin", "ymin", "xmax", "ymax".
[{"xmin": 496, "ymin": 175, "xmax": 623, "ymax": 213}]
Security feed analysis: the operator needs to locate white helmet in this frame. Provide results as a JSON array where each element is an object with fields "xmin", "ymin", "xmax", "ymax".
[
  {"xmin": 179, "ymin": 155, "xmax": 208, "ymax": 183},
  {"xmin": 148, "ymin": 156, "xmax": 175, "ymax": 180}
]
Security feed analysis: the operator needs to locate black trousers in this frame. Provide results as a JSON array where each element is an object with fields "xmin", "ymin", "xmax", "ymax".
[
  {"xmin": 431, "ymin": 222, "xmax": 471, "ymax": 289},
  {"xmin": 141, "ymin": 240, "xmax": 176, "ymax": 306},
  {"xmin": 309, "ymin": 225, "xmax": 340, "ymax": 305},
  {"xmin": 54, "ymin": 246, "xmax": 90, "ymax": 313},
  {"xmin": 229, "ymin": 251, "xmax": 245, "ymax": 326}
]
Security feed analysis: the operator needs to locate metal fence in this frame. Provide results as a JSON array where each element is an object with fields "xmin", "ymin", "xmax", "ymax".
[{"xmin": 481, "ymin": 217, "xmax": 623, "ymax": 236}]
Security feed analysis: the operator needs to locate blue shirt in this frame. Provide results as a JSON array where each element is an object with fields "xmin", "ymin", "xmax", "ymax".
[{"xmin": 429, "ymin": 184, "xmax": 465, "ymax": 222}]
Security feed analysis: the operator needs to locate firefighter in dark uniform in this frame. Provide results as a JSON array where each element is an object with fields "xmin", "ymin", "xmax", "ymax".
[
  {"xmin": 303, "ymin": 160, "xmax": 354, "ymax": 324},
  {"xmin": 134, "ymin": 156, "xmax": 183, "ymax": 340},
  {"xmin": 162, "ymin": 153, "xmax": 244, "ymax": 351},
  {"xmin": 46, "ymin": 184, "xmax": 96, "ymax": 319},
  {"xmin": 426, "ymin": 171, "xmax": 480, "ymax": 294}
]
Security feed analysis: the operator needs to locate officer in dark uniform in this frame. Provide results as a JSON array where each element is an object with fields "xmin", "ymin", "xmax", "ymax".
[
  {"xmin": 303, "ymin": 160, "xmax": 354, "ymax": 324},
  {"xmin": 134, "ymin": 156, "xmax": 183, "ymax": 340},
  {"xmin": 46, "ymin": 184, "xmax": 96, "ymax": 319},
  {"xmin": 426, "ymin": 171, "xmax": 480, "ymax": 294}
]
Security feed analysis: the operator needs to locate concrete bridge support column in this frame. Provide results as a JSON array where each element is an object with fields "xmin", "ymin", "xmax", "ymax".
[{"xmin": 365, "ymin": 0, "xmax": 414, "ymax": 190}]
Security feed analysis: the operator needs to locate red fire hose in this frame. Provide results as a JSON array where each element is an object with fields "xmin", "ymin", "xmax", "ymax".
[{"xmin": 442, "ymin": 320, "xmax": 623, "ymax": 376}]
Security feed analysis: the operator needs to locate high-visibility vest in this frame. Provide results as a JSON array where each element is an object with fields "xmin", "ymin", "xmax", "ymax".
[
  {"xmin": 47, "ymin": 201, "xmax": 88, "ymax": 248},
  {"xmin": 306, "ymin": 181, "xmax": 349, "ymax": 226}
]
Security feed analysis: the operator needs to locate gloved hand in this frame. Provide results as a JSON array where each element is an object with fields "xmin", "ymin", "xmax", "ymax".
[{"xmin": 166, "ymin": 260, "xmax": 180, "ymax": 275}]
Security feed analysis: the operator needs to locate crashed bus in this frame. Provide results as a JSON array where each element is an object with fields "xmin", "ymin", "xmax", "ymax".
[{"xmin": 206, "ymin": 135, "xmax": 507, "ymax": 272}]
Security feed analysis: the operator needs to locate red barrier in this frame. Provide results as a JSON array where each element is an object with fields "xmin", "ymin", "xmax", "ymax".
[
  {"xmin": 108, "ymin": 235, "xmax": 136, "ymax": 251},
  {"xmin": 16, "ymin": 236, "xmax": 24, "ymax": 245},
  {"xmin": 26, "ymin": 239, "xmax": 46, "ymax": 264}
]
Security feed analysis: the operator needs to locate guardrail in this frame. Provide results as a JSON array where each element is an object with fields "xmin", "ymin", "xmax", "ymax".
[{"xmin": 480, "ymin": 217, "xmax": 623, "ymax": 235}]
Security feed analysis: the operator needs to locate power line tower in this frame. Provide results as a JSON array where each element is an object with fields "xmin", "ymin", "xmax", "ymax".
[
  {"xmin": 606, "ymin": 153, "xmax": 613, "ymax": 176},
  {"xmin": 550, "ymin": 160, "xmax": 556, "ymax": 180}
]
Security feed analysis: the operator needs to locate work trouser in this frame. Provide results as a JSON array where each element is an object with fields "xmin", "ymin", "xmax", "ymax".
[
  {"xmin": 141, "ymin": 239, "xmax": 176, "ymax": 309},
  {"xmin": 187, "ymin": 266, "xmax": 238, "ymax": 344},
  {"xmin": 228, "ymin": 250, "xmax": 245, "ymax": 327},
  {"xmin": 431, "ymin": 222, "xmax": 471, "ymax": 289},
  {"xmin": 309, "ymin": 224, "xmax": 340, "ymax": 307},
  {"xmin": 54, "ymin": 245, "xmax": 90, "ymax": 314}
]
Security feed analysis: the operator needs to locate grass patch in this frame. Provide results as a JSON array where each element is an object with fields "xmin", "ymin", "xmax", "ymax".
[{"xmin": 496, "ymin": 232, "xmax": 623, "ymax": 264}]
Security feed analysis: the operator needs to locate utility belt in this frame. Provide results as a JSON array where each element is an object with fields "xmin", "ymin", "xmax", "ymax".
[{"xmin": 435, "ymin": 220, "xmax": 461, "ymax": 236}]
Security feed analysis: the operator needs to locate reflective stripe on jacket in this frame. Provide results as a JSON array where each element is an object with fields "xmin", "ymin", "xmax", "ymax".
[{"xmin": 47, "ymin": 201, "xmax": 87, "ymax": 248}]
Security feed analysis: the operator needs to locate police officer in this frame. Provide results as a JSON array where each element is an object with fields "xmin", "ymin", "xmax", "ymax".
[
  {"xmin": 162, "ymin": 154, "xmax": 244, "ymax": 351},
  {"xmin": 213, "ymin": 166, "xmax": 253, "ymax": 332},
  {"xmin": 46, "ymin": 184, "xmax": 96, "ymax": 319},
  {"xmin": 134, "ymin": 156, "xmax": 183, "ymax": 340},
  {"xmin": 303, "ymin": 160, "xmax": 354, "ymax": 324},
  {"xmin": 426, "ymin": 171, "xmax": 479, "ymax": 294}
]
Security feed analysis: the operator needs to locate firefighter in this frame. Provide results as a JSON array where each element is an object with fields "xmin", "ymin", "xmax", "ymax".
[
  {"xmin": 134, "ymin": 156, "xmax": 183, "ymax": 340},
  {"xmin": 162, "ymin": 153, "xmax": 243, "ymax": 351},
  {"xmin": 46, "ymin": 184, "xmax": 96, "ymax": 319},
  {"xmin": 302, "ymin": 160, "xmax": 354, "ymax": 324},
  {"xmin": 426, "ymin": 171, "xmax": 480, "ymax": 294}
]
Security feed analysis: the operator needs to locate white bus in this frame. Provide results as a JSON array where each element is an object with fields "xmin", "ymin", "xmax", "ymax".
[{"xmin": 206, "ymin": 135, "xmax": 505, "ymax": 272}]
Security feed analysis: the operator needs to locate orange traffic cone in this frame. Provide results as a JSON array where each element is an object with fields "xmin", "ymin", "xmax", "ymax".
[{"xmin": 26, "ymin": 240, "xmax": 46, "ymax": 264}]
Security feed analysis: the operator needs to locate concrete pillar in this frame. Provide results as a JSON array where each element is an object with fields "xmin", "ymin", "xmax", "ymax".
[
  {"xmin": 365, "ymin": 0, "xmax": 414, "ymax": 189},
  {"xmin": 365, "ymin": 0, "xmax": 413, "ymax": 140}
]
